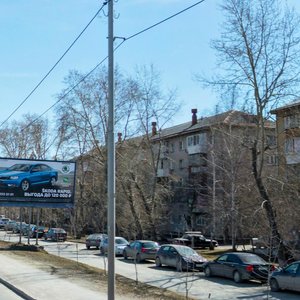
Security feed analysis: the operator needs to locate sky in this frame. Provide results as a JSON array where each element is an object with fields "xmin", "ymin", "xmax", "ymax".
[{"xmin": 1, "ymin": 0, "xmax": 300, "ymax": 129}]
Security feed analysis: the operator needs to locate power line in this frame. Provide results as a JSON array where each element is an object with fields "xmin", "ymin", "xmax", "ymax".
[
  {"xmin": 125, "ymin": 0, "xmax": 205, "ymax": 41},
  {"xmin": 20, "ymin": 0, "xmax": 205, "ymax": 131},
  {"xmin": 0, "ymin": 1, "xmax": 108, "ymax": 129}
]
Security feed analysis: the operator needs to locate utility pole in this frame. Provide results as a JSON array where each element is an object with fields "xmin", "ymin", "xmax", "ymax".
[{"xmin": 107, "ymin": 0, "xmax": 115, "ymax": 299}]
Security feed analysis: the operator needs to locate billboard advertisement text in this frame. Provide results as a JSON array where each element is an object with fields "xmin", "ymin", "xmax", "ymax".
[{"xmin": 0, "ymin": 158, "xmax": 76, "ymax": 208}]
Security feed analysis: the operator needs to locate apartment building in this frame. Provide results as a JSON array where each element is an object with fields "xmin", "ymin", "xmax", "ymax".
[
  {"xmin": 271, "ymin": 101, "xmax": 300, "ymax": 179},
  {"xmin": 150, "ymin": 109, "xmax": 276, "ymax": 238},
  {"xmin": 74, "ymin": 108, "xmax": 276, "ymax": 240}
]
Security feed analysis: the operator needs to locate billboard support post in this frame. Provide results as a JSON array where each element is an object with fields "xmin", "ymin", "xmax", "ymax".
[
  {"xmin": 35, "ymin": 208, "xmax": 40, "ymax": 245},
  {"xmin": 27, "ymin": 207, "xmax": 32, "ymax": 244},
  {"xmin": 19, "ymin": 207, "xmax": 22, "ymax": 244}
]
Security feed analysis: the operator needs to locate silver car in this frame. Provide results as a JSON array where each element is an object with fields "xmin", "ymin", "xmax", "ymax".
[
  {"xmin": 270, "ymin": 261, "xmax": 300, "ymax": 292},
  {"xmin": 100, "ymin": 236, "xmax": 129, "ymax": 256}
]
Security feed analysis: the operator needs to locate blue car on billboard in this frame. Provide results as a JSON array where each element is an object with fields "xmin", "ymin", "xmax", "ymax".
[{"xmin": 0, "ymin": 163, "xmax": 58, "ymax": 192}]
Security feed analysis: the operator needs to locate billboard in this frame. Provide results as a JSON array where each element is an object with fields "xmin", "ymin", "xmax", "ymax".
[{"xmin": 0, "ymin": 158, "xmax": 76, "ymax": 208}]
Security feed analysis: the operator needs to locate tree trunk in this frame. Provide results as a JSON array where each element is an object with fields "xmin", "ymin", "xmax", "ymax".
[{"xmin": 251, "ymin": 143, "xmax": 289, "ymax": 265}]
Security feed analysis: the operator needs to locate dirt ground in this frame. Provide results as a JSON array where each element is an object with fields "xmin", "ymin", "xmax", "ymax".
[{"xmin": 0, "ymin": 241, "xmax": 188, "ymax": 300}]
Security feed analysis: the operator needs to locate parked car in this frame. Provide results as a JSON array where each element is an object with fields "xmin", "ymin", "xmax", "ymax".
[
  {"xmin": 203, "ymin": 252, "xmax": 276, "ymax": 283},
  {"xmin": 0, "ymin": 218, "xmax": 11, "ymax": 229},
  {"xmin": 12, "ymin": 222, "xmax": 27, "ymax": 234},
  {"xmin": 44, "ymin": 228, "xmax": 67, "ymax": 242},
  {"xmin": 100, "ymin": 236, "xmax": 129, "ymax": 256},
  {"xmin": 85, "ymin": 233, "xmax": 107, "ymax": 249},
  {"xmin": 0, "ymin": 163, "xmax": 58, "ymax": 192},
  {"xmin": 4, "ymin": 220, "xmax": 17, "ymax": 231},
  {"xmin": 269, "ymin": 260, "xmax": 300, "ymax": 292},
  {"xmin": 155, "ymin": 244, "xmax": 207, "ymax": 272},
  {"xmin": 123, "ymin": 240, "xmax": 160, "ymax": 262},
  {"xmin": 21, "ymin": 224, "xmax": 35, "ymax": 236},
  {"xmin": 173, "ymin": 231, "xmax": 218, "ymax": 250},
  {"xmin": 30, "ymin": 225, "xmax": 46, "ymax": 238}
]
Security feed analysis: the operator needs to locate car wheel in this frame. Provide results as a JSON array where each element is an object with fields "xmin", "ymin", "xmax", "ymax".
[
  {"xmin": 204, "ymin": 266, "xmax": 212, "ymax": 277},
  {"xmin": 123, "ymin": 250, "xmax": 128, "ymax": 260},
  {"xmin": 270, "ymin": 278, "xmax": 280, "ymax": 292},
  {"xmin": 233, "ymin": 271, "xmax": 242, "ymax": 283},
  {"xmin": 86, "ymin": 246, "xmax": 90, "ymax": 250},
  {"xmin": 50, "ymin": 177, "xmax": 57, "ymax": 186},
  {"xmin": 155, "ymin": 257, "xmax": 162, "ymax": 267},
  {"xmin": 176, "ymin": 259, "xmax": 183, "ymax": 272},
  {"xmin": 136, "ymin": 254, "xmax": 141, "ymax": 263},
  {"xmin": 21, "ymin": 179, "xmax": 30, "ymax": 191},
  {"xmin": 44, "ymin": 237, "xmax": 48, "ymax": 241}
]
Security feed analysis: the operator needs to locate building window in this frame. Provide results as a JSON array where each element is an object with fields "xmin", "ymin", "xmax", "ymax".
[
  {"xmin": 285, "ymin": 137, "xmax": 300, "ymax": 153},
  {"xmin": 266, "ymin": 135, "xmax": 276, "ymax": 146},
  {"xmin": 179, "ymin": 141, "xmax": 184, "ymax": 151},
  {"xmin": 284, "ymin": 115, "xmax": 300, "ymax": 129},
  {"xmin": 169, "ymin": 160, "xmax": 174, "ymax": 170},
  {"xmin": 170, "ymin": 143, "xmax": 174, "ymax": 153},
  {"xmin": 179, "ymin": 159, "xmax": 184, "ymax": 169},
  {"xmin": 186, "ymin": 133, "xmax": 207, "ymax": 150},
  {"xmin": 266, "ymin": 155, "xmax": 278, "ymax": 165},
  {"xmin": 196, "ymin": 216, "xmax": 207, "ymax": 226},
  {"xmin": 187, "ymin": 135, "xmax": 200, "ymax": 146},
  {"xmin": 160, "ymin": 159, "xmax": 164, "ymax": 169}
]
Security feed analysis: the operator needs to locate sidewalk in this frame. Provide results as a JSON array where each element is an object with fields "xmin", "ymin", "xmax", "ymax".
[{"xmin": 0, "ymin": 252, "xmax": 107, "ymax": 300}]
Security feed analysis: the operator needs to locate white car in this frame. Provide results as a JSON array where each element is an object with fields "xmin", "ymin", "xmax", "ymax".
[
  {"xmin": 0, "ymin": 218, "xmax": 10, "ymax": 229},
  {"xmin": 100, "ymin": 236, "xmax": 129, "ymax": 256}
]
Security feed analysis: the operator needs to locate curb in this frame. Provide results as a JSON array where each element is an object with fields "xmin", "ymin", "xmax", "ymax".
[{"xmin": 0, "ymin": 277, "xmax": 36, "ymax": 300}]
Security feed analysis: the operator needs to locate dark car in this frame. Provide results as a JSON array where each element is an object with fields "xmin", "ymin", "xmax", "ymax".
[
  {"xmin": 203, "ymin": 252, "xmax": 275, "ymax": 283},
  {"xmin": 269, "ymin": 261, "xmax": 300, "ymax": 292},
  {"xmin": 30, "ymin": 225, "xmax": 46, "ymax": 238},
  {"xmin": 155, "ymin": 244, "xmax": 207, "ymax": 272},
  {"xmin": 0, "ymin": 163, "xmax": 58, "ymax": 192},
  {"xmin": 123, "ymin": 240, "xmax": 160, "ymax": 262},
  {"xmin": 85, "ymin": 233, "xmax": 107, "ymax": 249},
  {"xmin": 44, "ymin": 228, "xmax": 67, "ymax": 242},
  {"xmin": 173, "ymin": 231, "xmax": 218, "ymax": 250}
]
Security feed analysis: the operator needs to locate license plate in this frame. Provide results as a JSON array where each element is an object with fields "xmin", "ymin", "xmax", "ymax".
[{"xmin": 195, "ymin": 264, "xmax": 202, "ymax": 267}]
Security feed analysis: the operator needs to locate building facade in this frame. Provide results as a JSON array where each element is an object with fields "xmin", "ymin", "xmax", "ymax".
[{"xmin": 150, "ymin": 109, "xmax": 276, "ymax": 239}]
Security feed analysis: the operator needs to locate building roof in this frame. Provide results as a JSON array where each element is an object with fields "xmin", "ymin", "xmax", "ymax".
[
  {"xmin": 151, "ymin": 110, "xmax": 274, "ymax": 140},
  {"xmin": 270, "ymin": 100, "xmax": 300, "ymax": 114}
]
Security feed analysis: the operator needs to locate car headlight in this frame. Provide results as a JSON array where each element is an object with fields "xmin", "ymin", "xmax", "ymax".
[{"xmin": 9, "ymin": 176, "xmax": 19, "ymax": 179}]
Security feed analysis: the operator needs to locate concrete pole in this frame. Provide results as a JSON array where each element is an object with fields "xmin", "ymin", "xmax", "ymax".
[{"xmin": 107, "ymin": 0, "xmax": 115, "ymax": 299}]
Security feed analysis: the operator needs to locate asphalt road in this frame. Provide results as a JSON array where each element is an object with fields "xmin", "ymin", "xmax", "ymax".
[{"xmin": 0, "ymin": 231, "xmax": 299, "ymax": 300}]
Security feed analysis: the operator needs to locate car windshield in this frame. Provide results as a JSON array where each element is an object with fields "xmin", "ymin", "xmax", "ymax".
[
  {"xmin": 88, "ymin": 234, "xmax": 101, "ymax": 239},
  {"xmin": 176, "ymin": 246, "xmax": 197, "ymax": 256},
  {"xmin": 7, "ymin": 164, "xmax": 31, "ymax": 172},
  {"xmin": 239, "ymin": 254, "xmax": 266, "ymax": 264},
  {"xmin": 115, "ymin": 238, "xmax": 127, "ymax": 244},
  {"xmin": 142, "ymin": 242, "xmax": 159, "ymax": 248}
]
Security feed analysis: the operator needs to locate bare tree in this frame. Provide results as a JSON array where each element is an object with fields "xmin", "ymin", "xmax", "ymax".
[
  {"xmin": 199, "ymin": 0, "xmax": 300, "ymax": 264},
  {"xmin": 54, "ymin": 65, "xmax": 179, "ymax": 239},
  {"xmin": 0, "ymin": 114, "xmax": 52, "ymax": 159},
  {"xmin": 116, "ymin": 66, "xmax": 179, "ymax": 240}
]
